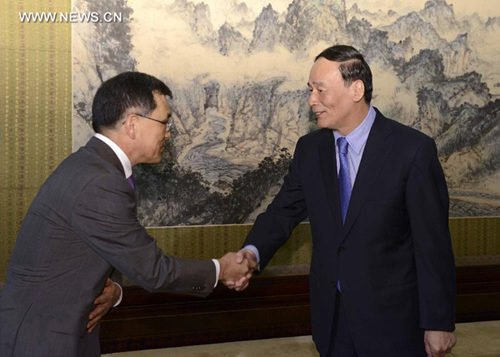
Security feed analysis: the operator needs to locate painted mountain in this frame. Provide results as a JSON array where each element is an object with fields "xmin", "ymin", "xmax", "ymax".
[{"xmin": 73, "ymin": 0, "xmax": 500, "ymax": 226}]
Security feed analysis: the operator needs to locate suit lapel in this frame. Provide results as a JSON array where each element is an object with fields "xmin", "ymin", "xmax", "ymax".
[
  {"xmin": 340, "ymin": 111, "xmax": 393, "ymax": 242},
  {"xmin": 318, "ymin": 129, "xmax": 343, "ymax": 229}
]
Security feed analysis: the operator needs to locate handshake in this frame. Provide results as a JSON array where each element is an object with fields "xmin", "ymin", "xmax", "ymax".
[{"xmin": 217, "ymin": 249, "xmax": 258, "ymax": 291}]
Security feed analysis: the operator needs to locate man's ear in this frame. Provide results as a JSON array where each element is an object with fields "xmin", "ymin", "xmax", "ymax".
[
  {"xmin": 123, "ymin": 113, "xmax": 137, "ymax": 139},
  {"xmin": 352, "ymin": 80, "xmax": 365, "ymax": 103}
]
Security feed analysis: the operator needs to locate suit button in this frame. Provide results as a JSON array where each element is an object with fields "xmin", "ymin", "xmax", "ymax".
[{"xmin": 337, "ymin": 245, "xmax": 345, "ymax": 253}]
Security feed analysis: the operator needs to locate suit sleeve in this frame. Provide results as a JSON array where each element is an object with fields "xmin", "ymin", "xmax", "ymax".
[
  {"xmin": 406, "ymin": 137, "xmax": 456, "ymax": 331},
  {"xmin": 71, "ymin": 174, "xmax": 216, "ymax": 297},
  {"xmin": 244, "ymin": 138, "xmax": 309, "ymax": 270}
]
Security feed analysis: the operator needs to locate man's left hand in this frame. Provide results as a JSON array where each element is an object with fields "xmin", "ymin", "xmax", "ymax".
[
  {"xmin": 87, "ymin": 278, "xmax": 121, "ymax": 333},
  {"xmin": 424, "ymin": 330, "xmax": 456, "ymax": 357}
]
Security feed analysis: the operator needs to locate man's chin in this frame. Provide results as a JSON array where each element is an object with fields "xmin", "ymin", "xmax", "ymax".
[
  {"xmin": 146, "ymin": 155, "xmax": 163, "ymax": 164},
  {"xmin": 317, "ymin": 120, "xmax": 332, "ymax": 129},
  {"xmin": 316, "ymin": 118, "xmax": 338, "ymax": 131}
]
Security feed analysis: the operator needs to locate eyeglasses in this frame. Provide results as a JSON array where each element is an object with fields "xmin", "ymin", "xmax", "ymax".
[{"xmin": 134, "ymin": 113, "xmax": 172, "ymax": 131}]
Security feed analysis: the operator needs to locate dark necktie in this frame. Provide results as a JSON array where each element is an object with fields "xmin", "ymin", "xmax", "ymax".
[
  {"xmin": 126, "ymin": 175, "xmax": 136, "ymax": 193},
  {"xmin": 337, "ymin": 137, "xmax": 352, "ymax": 225}
]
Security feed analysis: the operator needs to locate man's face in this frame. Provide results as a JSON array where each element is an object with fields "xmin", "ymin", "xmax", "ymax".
[
  {"xmin": 136, "ymin": 92, "xmax": 172, "ymax": 164},
  {"xmin": 308, "ymin": 58, "xmax": 357, "ymax": 133}
]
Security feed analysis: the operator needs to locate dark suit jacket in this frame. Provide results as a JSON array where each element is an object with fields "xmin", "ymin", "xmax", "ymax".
[
  {"xmin": 244, "ymin": 109, "xmax": 456, "ymax": 356},
  {"xmin": 0, "ymin": 137, "xmax": 216, "ymax": 357}
]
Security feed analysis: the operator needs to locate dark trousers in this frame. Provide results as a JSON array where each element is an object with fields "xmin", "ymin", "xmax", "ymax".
[
  {"xmin": 326, "ymin": 291, "xmax": 428, "ymax": 357},
  {"xmin": 327, "ymin": 291, "xmax": 358, "ymax": 357}
]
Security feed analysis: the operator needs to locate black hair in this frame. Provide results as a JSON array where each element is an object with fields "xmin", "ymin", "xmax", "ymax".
[
  {"xmin": 315, "ymin": 45, "xmax": 373, "ymax": 104},
  {"xmin": 91, "ymin": 71, "xmax": 172, "ymax": 133}
]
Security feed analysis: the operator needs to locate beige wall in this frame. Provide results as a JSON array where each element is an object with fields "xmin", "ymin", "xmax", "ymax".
[{"xmin": 0, "ymin": 0, "xmax": 72, "ymax": 281}]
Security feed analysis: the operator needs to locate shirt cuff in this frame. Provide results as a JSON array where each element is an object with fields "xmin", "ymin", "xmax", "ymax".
[
  {"xmin": 112, "ymin": 281, "xmax": 123, "ymax": 307},
  {"xmin": 212, "ymin": 259, "xmax": 220, "ymax": 288},
  {"xmin": 242, "ymin": 245, "xmax": 261, "ymax": 270}
]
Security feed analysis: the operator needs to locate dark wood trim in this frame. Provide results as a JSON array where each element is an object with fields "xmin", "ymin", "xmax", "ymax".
[
  {"xmin": 100, "ymin": 265, "xmax": 500, "ymax": 353},
  {"xmin": 100, "ymin": 275, "xmax": 312, "ymax": 353},
  {"xmin": 455, "ymin": 265, "xmax": 500, "ymax": 322}
]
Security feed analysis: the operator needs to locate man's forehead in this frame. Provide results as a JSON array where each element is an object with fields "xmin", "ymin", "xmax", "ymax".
[
  {"xmin": 153, "ymin": 91, "xmax": 167, "ymax": 99},
  {"xmin": 153, "ymin": 92, "xmax": 168, "ymax": 105},
  {"xmin": 310, "ymin": 59, "xmax": 341, "ymax": 79},
  {"xmin": 308, "ymin": 79, "xmax": 328, "ymax": 87},
  {"xmin": 311, "ymin": 58, "xmax": 340, "ymax": 72}
]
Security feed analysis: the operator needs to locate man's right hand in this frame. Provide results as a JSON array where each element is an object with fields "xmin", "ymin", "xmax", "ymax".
[
  {"xmin": 218, "ymin": 252, "xmax": 253, "ymax": 289},
  {"xmin": 222, "ymin": 249, "xmax": 258, "ymax": 291}
]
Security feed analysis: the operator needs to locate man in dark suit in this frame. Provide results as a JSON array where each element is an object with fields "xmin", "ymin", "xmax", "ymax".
[
  {"xmin": 234, "ymin": 46, "xmax": 457, "ymax": 356},
  {"xmin": 0, "ymin": 72, "xmax": 250, "ymax": 357}
]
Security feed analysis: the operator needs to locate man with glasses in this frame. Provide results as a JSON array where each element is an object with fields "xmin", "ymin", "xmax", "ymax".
[
  {"xmin": 0, "ymin": 71, "xmax": 252, "ymax": 357},
  {"xmin": 134, "ymin": 112, "xmax": 173, "ymax": 130}
]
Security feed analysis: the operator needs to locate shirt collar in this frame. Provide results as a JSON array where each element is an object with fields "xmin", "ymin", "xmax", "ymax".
[
  {"xmin": 94, "ymin": 133, "xmax": 133, "ymax": 178},
  {"xmin": 333, "ymin": 105, "xmax": 376, "ymax": 155}
]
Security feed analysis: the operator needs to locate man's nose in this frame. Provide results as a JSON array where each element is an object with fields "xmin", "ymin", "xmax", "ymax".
[{"xmin": 308, "ymin": 91, "xmax": 317, "ymax": 107}]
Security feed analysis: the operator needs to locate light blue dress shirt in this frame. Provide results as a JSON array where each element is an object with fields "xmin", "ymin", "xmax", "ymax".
[{"xmin": 333, "ymin": 105, "xmax": 376, "ymax": 189}]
